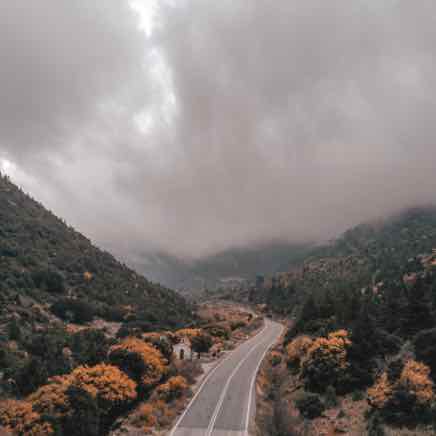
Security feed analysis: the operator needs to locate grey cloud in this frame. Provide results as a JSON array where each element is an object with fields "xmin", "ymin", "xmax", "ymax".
[{"xmin": 1, "ymin": 0, "xmax": 436, "ymax": 260}]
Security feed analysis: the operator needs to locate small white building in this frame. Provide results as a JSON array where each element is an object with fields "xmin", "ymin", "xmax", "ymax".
[{"xmin": 174, "ymin": 338, "xmax": 192, "ymax": 360}]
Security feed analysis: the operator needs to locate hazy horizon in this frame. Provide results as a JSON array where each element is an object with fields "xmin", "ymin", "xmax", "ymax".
[{"xmin": 2, "ymin": 1, "xmax": 436, "ymax": 260}]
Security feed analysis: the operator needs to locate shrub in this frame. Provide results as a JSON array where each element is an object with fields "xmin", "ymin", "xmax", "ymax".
[
  {"xmin": 0, "ymin": 400, "xmax": 54, "ymax": 435},
  {"xmin": 117, "ymin": 321, "xmax": 154, "ymax": 338},
  {"xmin": 352, "ymin": 390, "xmax": 365, "ymax": 401},
  {"xmin": 170, "ymin": 360, "xmax": 203, "ymax": 385},
  {"xmin": 367, "ymin": 360, "xmax": 434, "ymax": 425},
  {"xmin": 205, "ymin": 324, "xmax": 231, "ymax": 340},
  {"xmin": 27, "ymin": 364, "xmax": 136, "ymax": 435},
  {"xmin": 7, "ymin": 319, "xmax": 21, "ymax": 342},
  {"xmin": 367, "ymin": 412, "xmax": 385, "ymax": 436},
  {"xmin": 324, "ymin": 385, "xmax": 338, "ymax": 408},
  {"xmin": 367, "ymin": 372, "xmax": 392, "ymax": 409},
  {"xmin": 155, "ymin": 376, "xmax": 188, "ymax": 402},
  {"xmin": 108, "ymin": 338, "xmax": 166, "ymax": 389},
  {"xmin": 14, "ymin": 357, "xmax": 50, "ymax": 395},
  {"xmin": 31, "ymin": 268, "xmax": 65, "ymax": 293},
  {"xmin": 70, "ymin": 329, "xmax": 112, "ymax": 366},
  {"xmin": 14, "ymin": 327, "xmax": 71, "ymax": 394},
  {"xmin": 399, "ymin": 360, "xmax": 433, "ymax": 406},
  {"xmin": 285, "ymin": 335, "xmax": 313, "ymax": 370},
  {"xmin": 149, "ymin": 399, "xmax": 175, "ymax": 427},
  {"xmin": 295, "ymin": 392, "xmax": 325, "ymax": 419},
  {"xmin": 301, "ymin": 330, "xmax": 352, "ymax": 394},
  {"xmin": 68, "ymin": 364, "xmax": 137, "ymax": 416},
  {"xmin": 103, "ymin": 305, "xmax": 128, "ymax": 322},
  {"xmin": 270, "ymin": 351, "xmax": 282, "ymax": 367},
  {"xmin": 190, "ymin": 333, "xmax": 213, "ymax": 358},
  {"xmin": 132, "ymin": 403, "xmax": 157, "ymax": 431},
  {"xmin": 176, "ymin": 328, "xmax": 202, "ymax": 339},
  {"xmin": 142, "ymin": 333, "xmax": 174, "ymax": 362},
  {"xmin": 414, "ymin": 328, "xmax": 436, "ymax": 377},
  {"xmin": 63, "ymin": 384, "xmax": 100, "ymax": 436},
  {"xmin": 51, "ymin": 298, "xmax": 96, "ymax": 324},
  {"xmin": 28, "ymin": 376, "xmax": 71, "ymax": 419},
  {"xmin": 230, "ymin": 321, "xmax": 247, "ymax": 331}
]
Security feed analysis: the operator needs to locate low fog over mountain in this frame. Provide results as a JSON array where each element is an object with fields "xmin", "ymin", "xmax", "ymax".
[{"xmin": 2, "ymin": 1, "xmax": 436, "ymax": 278}]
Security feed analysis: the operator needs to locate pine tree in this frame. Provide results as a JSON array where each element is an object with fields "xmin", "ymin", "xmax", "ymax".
[{"xmin": 402, "ymin": 278, "xmax": 434, "ymax": 337}]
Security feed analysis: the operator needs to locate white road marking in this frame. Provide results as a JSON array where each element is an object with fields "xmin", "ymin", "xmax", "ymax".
[
  {"xmin": 205, "ymin": 337, "xmax": 267, "ymax": 436},
  {"xmin": 169, "ymin": 322, "xmax": 268, "ymax": 436},
  {"xmin": 243, "ymin": 324, "xmax": 284, "ymax": 436}
]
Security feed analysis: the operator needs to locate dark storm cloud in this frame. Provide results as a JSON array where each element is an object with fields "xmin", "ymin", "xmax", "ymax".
[{"xmin": 2, "ymin": 0, "xmax": 436, "ymax": 258}]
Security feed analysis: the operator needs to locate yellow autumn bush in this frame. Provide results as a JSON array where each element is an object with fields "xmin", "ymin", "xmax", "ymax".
[
  {"xmin": 367, "ymin": 372, "xmax": 393, "ymax": 409},
  {"xmin": 0, "ymin": 400, "xmax": 54, "ymax": 436},
  {"xmin": 69, "ymin": 364, "xmax": 137, "ymax": 413},
  {"xmin": 303, "ymin": 330, "xmax": 351, "ymax": 368},
  {"xmin": 367, "ymin": 359, "xmax": 434, "ymax": 421},
  {"xmin": 400, "ymin": 360, "xmax": 434, "ymax": 405},
  {"xmin": 28, "ymin": 375, "xmax": 71, "ymax": 418},
  {"xmin": 301, "ymin": 330, "xmax": 352, "ymax": 392},
  {"xmin": 1, "ymin": 364, "xmax": 137, "ymax": 435},
  {"xmin": 176, "ymin": 328, "xmax": 202, "ymax": 339},
  {"xmin": 30, "ymin": 364, "xmax": 136, "ymax": 419},
  {"xmin": 155, "ymin": 376, "xmax": 189, "ymax": 402},
  {"xmin": 132, "ymin": 403, "xmax": 157, "ymax": 431},
  {"xmin": 109, "ymin": 337, "xmax": 167, "ymax": 389},
  {"xmin": 286, "ymin": 335, "xmax": 313, "ymax": 368}
]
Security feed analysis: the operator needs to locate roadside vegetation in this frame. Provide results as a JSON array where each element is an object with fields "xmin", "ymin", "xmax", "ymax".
[
  {"xmin": 253, "ymin": 208, "xmax": 436, "ymax": 435},
  {"xmin": 0, "ymin": 289, "xmax": 261, "ymax": 435}
]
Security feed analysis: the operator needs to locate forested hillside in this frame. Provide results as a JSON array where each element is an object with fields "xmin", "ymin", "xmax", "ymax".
[
  {"xmin": 0, "ymin": 173, "xmax": 192, "ymax": 330},
  {"xmin": 251, "ymin": 207, "xmax": 436, "ymax": 315},
  {"xmin": 254, "ymin": 207, "xmax": 436, "ymax": 434},
  {"xmin": 0, "ymin": 173, "xmax": 194, "ymax": 399}
]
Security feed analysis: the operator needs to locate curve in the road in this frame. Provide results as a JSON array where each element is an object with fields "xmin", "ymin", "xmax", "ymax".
[{"xmin": 169, "ymin": 319, "xmax": 283, "ymax": 436}]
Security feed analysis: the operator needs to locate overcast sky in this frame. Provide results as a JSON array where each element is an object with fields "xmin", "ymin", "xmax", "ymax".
[{"xmin": 1, "ymin": 0, "xmax": 436, "ymax": 259}]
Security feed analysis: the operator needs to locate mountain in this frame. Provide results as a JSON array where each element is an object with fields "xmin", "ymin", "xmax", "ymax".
[
  {"xmin": 0, "ymin": 173, "xmax": 193, "ymax": 337},
  {"xmin": 133, "ymin": 242, "xmax": 311, "ymax": 297},
  {"xmin": 253, "ymin": 207, "xmax": 436, "ymax": 435},
  {"xmin": 250, "ymin": 206, "xmax": 436, "ymax": 314}
]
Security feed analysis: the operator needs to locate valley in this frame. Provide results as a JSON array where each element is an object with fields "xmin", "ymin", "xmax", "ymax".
[{"xmin": 3, "ymin": 176, "xmax": 436, "ymax": 435}]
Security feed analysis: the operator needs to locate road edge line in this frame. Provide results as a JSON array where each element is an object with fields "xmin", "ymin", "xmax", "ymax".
[
  {"xmin": 168, "ymin": 321, "xmax": 268, "ymax": 436},
  {"xmin": 243, "ymin": 323, "xmax": 284, "ymax": 436},
  {"xmin": 205, "ymin": 335, "xmax": 268, "ymax": 436}
]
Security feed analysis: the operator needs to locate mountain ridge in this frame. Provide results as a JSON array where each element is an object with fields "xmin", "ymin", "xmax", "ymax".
[{"xmin": 0, "ymin": 173, "xmax": 193, "ymax": 336}]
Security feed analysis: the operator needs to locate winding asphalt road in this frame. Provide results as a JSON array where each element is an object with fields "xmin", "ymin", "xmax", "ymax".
[{"xmin": 169, "ymin": 319, "xmax": 283, "ymax": 436}]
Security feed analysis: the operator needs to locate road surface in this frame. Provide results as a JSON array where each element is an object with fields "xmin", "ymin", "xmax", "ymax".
[{"xmin": 169, "ymin": 319, "xmax": 283, "ymax": 436}]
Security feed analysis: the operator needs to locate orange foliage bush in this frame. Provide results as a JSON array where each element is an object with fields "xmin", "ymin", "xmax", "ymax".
[
  {"xmin": 400, "ymin": 360, "xmax": 434, "ymax": 405},
  {"xmin": 155, "ymin": 376, "xmax": 189, "ymax": 402},
  {"xmin": 109, "ymin": 337, "xmax": 166, "ymax": 388},
  {"xmin": 286, "ymin": 335, "xmax": 313, "ymax": 368},
  {"xmin": 29, "ymin": 364, "xmax": 136, "ymax": 423},
  {"xmin": 368, "ymin": 360, "xmax": 435, "ymax": 423},
  {"xmin": 368, "ymin": 360, "xmax": 434, "ymax": 411},
  {"xmin": 28, "ymin": 375, "xmax": 71, "ymax": 418},
  {"xmin": 303, "ymin": 330, "xmax": 351, "ymax": 369},
  {"xmin": 176, "ymin": 328, "xmax": 202, "ymax": 339},
  {"xmin": 132, "ymin": 403, "xmax": 157, "ymax": 431},
  {"xmin": 301, "ymin": 330, "xmax": 352, "ymax": 392},
  {"xmin": 0, "ymin": 400, "xmax": 54, "ymax": 436},
  {"xmin": 69, "ymin": 364, "xmax": 137, "ymax": 413},
  {"xmin": 2, "ymin": 365, "xmax": 137, "ymax": 435},
  {"xmin": 367, "ymin": 372, "xmax": 393, "ymax": 409},
  {"xmin": 152, "ymin": 399, "xmax": 176, "ymax": 427},
  {"xmin": 83, "ymin": 271, "xmax": 93, "ymax": 281}
]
